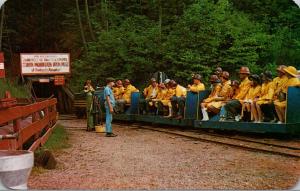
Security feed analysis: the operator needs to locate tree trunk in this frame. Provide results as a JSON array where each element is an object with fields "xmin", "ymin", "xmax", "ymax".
[
  {"xmin": 84, "ymin": 0, "xmax": 96, "ymax": 41},
  {"xmin": 158, "ymin": 0, "xmax": 162, "ymax": 40},
  {"xmin": 75, "ymin": 0, "xmax": 88, "ymax": 52},
  {"xmin": 0, "ymin": 4, "xmax": 5, "ymax": 51},
  {"xmin": 105, "ymin": 0, "xmax": 109, "ymax": 31}
]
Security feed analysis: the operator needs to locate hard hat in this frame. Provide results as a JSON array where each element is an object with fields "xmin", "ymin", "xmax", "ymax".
[
  {"xmin": 215, "ymin": 67, "xmax": 223, "ymax": 74},
  {"xmin": 192, "ymin": 74, "xmax": 202, "ymax": 81},
  {"xmin": 239, "ymin": 66, "xmax": 250, "ymax": 74},
  {"xmin": 276, "ymin": 65, "xmax": 286, "ymax": 73},
  {"xmin": 249, "ymin": 74, "xmax": 261, "ymax": 84},
  {"xmin": 164, "ymin": 79, "xmax": 171, "ymax": 84},
  {"xmin": 231, "ymin": 80, "xmax": 240, "ymax": 87},
  {"xmin": 284, "ymin": 66, "xmax": 298, "ymax": 77},
  {"xmin": 150, "ymin": 78, "xmax": 156, "ymax": 82},
  {"xmin": 263, "ymin": 71, "xmax": 273, "ymax": 80},
  {"xmin": 222, "ymin": 71, "xmax": 230, "ymax": 79},
  {"xmin": 209, "ymin": 75, "xmax": 220, "ymax": 83},
  {"xmin": 124, "ymin": 79, "xmax": 130, "ymax": 84}
]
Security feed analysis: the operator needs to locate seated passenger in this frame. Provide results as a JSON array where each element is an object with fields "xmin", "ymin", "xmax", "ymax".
[
  {"xmin": 223, "ymin": 66, "xmax": 251, "ymax": 121},
  {"xmin": 201, "ymin": 75, "xmax": 222, "ymax": 121},
  {"xmin": 214, "ymin": 67, "xmax": 223, "ymax": 79},
  {"xmin": 158, "ymin": 79, "xmax": 175, "ymax": 117},
  {"xmin": 115, "ymin": 79, "xmax": 139, "ymax": 113},
  {"xmin": 219, "ymin": 80, "xmax": 240, "ymax": 121},
  {"xmin": 274, "ymin": 66, "xmax": 300, "ymax": 123},
  {"xmin": 259, "ymin": 65, "xmax": 288, "ymax": 122},
  {"xmin": 169, "ymin": 80, "xmax": 187, "ymax": 119},
  {"xmin": 140, "ymin": 78, "xmax": 159, "ymax": 114},
  {"xmin": 113, "ymin": 80, "xmax": 125, "ymax": 100},
  {"xmin": 252, "ymin": 71, "xmax": 274, "ymax": 122},
  {"xmin": 187, "ymin": 74, "xmax": 205, "ymax": 93},
  {"xmin": 240, "ymin": 74, "xmax": 261, "ymax": 122},
  {"xmin": 273, "ymin": 65, "xmax": 288, "ymax": 98},
  {"xmin": 150, "ymin": 83, "xmax": 167, "ymax": 114},
  {"xmin": 205, "ymin": 71, "xmax": 232, "ymax": 117}
]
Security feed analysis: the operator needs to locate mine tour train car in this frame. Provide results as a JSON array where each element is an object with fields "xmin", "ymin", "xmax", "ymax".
[{"xmin": 87, "ymin": 86, "xmax": 300, "ymax": 135}]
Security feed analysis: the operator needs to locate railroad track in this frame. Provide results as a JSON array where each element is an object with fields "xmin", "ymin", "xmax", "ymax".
[
  {"xmin": 115, "ymin": 123, "xmax": 300, "ymax": 159},
  {"xmin": 59, "ymin": 114, "xmax": 79, "ymax": 120}
]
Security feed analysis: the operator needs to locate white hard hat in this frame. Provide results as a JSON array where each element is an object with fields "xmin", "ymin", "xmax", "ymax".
[{"xmin": 164, "ymin": 79, "xmax": 171, "ymax": 84}]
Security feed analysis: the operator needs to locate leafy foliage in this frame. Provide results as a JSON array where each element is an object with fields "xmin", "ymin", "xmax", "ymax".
[{"xmin": 1, "ymin": 0, "xmax": 299, "ymax": 91}]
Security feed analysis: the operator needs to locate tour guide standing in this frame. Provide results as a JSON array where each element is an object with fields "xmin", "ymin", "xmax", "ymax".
[{"xmin": 104, "ymin": 77, "xmax": 117, "ymax": 137}]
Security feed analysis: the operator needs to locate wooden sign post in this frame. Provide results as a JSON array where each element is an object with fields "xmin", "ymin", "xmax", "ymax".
[{"xmin": 0, "ymin": 52, "xmax": 5, "ymax": 78}]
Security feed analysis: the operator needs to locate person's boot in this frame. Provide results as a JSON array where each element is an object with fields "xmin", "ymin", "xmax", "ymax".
[
  {"xmin": 105, "ymin": 133, "xmax": 117, "ymax": 137},
  {"xmin": 201, "ymin": 108, "xmax": 209, "ymax": 121},
  {"xmin": 164, "ymin": 108, "xmax": 172, "ymax": 118},
  {"xmin": 175, "ymin": 115, "xmax": 183, "ymax": 120}
]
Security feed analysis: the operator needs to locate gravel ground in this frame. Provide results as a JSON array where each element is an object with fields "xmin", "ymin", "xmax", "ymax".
[{"xmin": 28, "ymin": 119, "xmax": 300, "ymax": 189}]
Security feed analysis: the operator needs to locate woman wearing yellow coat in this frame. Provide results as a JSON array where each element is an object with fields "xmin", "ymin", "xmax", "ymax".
[
  {"xmin": 206, "ymin": 71, "xmax": 232, "ymax": 114},
  {"xmin": 113, "ymin": 80, "xmax": 125, "ymax": 100},
  {"xmin": 240, "ymin": 74, "xmax": 261, "ymax": 121},
  {"xmin": 274, "ymin": 66, "xmax": 300, "ymax": 123},
  {"xmin": 150, "ymin": 83, "xmax": 167, "ymax": 107},
  {"xmin": 201, "ymin": 75, "xmax": 222, "ymax": 121},
  {"xmin": 160, "ymin": 81, "xmax": 176, "ymax": 117},
  {"xmin": 253, "ymin": 71, "xmax": 274, "ymax": 122},
  {"xmin": 273, "ymin": 65, "xmax": 288, "ymax": 99}
]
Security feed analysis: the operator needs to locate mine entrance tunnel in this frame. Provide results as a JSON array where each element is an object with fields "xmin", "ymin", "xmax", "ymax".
[{"xmin": 28, "ymin": 77, "xmax": 74, "ymax": 114}]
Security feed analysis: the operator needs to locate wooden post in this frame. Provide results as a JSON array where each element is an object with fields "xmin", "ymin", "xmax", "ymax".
[
  {"xmin": 13, "ymin": 118, "xmax": 21, "ymax": 133},
  {"xmin": 32, "ymin": 112, "xmax": 38, "ymax": 122}
]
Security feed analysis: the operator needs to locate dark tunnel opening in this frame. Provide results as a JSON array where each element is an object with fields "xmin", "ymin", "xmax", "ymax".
[{"xmin": 31, "ymin": 81, "xmax": 73, "ymax": 114}]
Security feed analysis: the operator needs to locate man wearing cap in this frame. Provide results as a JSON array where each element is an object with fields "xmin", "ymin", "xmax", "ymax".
[
  {"xmin": 252, "ymin": 71, "xmax": 275, "ymax": 122},
  {"xmin": 201, "ymin": 75, "xmax": 222, "ymax": 121},
  {"xmin": 104, "ymin": 77, "xmax": 117, "ymax": 137},
  {"xmin": 140, "ymin": 78, "xmax": 159, "ymax": 114},
  {"xmin": 274, "ymin": 66, "xmax": 300, "ymax": 123},
  {"xmin": 115, "ymin": 79, "xmax": 139, "ymax": 113},
  {"xmin": 223, "ymin": 66, "xmax": 252, "ymax": 121},
  {"xmin": 187, "ymin": 74, "xmax": 205, "ymax": 93},
  {"xmin": 169, "ymin": 80, "xmax": 187, "ymax": 119}
]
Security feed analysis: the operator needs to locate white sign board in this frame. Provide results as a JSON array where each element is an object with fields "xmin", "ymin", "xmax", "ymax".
[
  {"xmin": 20, "ymin": 53, "xmax": 70, "ymax": 75},
  {"xmin": 0, "ymin": 62, "xmax": 4, "ymax": 70}
]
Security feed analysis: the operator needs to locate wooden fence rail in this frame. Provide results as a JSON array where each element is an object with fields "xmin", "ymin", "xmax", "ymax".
[{"xmin": 0, "ymin": 98, "xmax": 57, "ymax": 151}]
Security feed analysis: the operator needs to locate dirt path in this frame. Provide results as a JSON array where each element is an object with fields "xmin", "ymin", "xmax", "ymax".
[{"xmin": 29, "ymin": 119, "xmax": 300, "ymax": 189}]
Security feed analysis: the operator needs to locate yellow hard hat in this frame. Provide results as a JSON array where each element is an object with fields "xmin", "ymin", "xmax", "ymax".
[{"xmin": 283, "ymin": 66, "xmax": 298, "ymax": 77}]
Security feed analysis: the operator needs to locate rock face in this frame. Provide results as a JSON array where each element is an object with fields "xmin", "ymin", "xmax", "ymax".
[{"xmin": 34, "ymin": 149, "xmax": 57, "ymax": 170}]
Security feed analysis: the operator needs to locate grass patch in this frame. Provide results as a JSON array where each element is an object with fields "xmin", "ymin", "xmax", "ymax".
[
  {"xmin": 43, "ymin": 124, "xmax": 71, "ymax": 151},
  {"xmin": 32, "ymin": 125, "xmax": 70, "ymax": 174},
  {"xmin": 0, "ymin": 79, "xmax": 30, "ymax": 98}
]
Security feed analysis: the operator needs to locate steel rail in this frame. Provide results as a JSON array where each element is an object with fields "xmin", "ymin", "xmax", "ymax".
[{"xmin": 116, "ymin": 123, "xmax": 300, "ymax": 159}]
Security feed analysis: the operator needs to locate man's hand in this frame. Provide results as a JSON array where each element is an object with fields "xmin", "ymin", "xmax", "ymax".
[{"xmin": 109, "ymin": 107, "xmax": 114, "ymax": 114}]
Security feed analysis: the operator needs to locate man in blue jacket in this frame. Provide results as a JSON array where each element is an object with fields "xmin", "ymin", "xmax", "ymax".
[{"xmin": 104, "ymin": 77, "xmax": 117, "ymax": 137}]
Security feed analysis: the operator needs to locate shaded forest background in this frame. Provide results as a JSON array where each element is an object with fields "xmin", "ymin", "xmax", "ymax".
[{"xmin": 1, "ymin": 0, "xmax": 300, "ymax": 91}]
